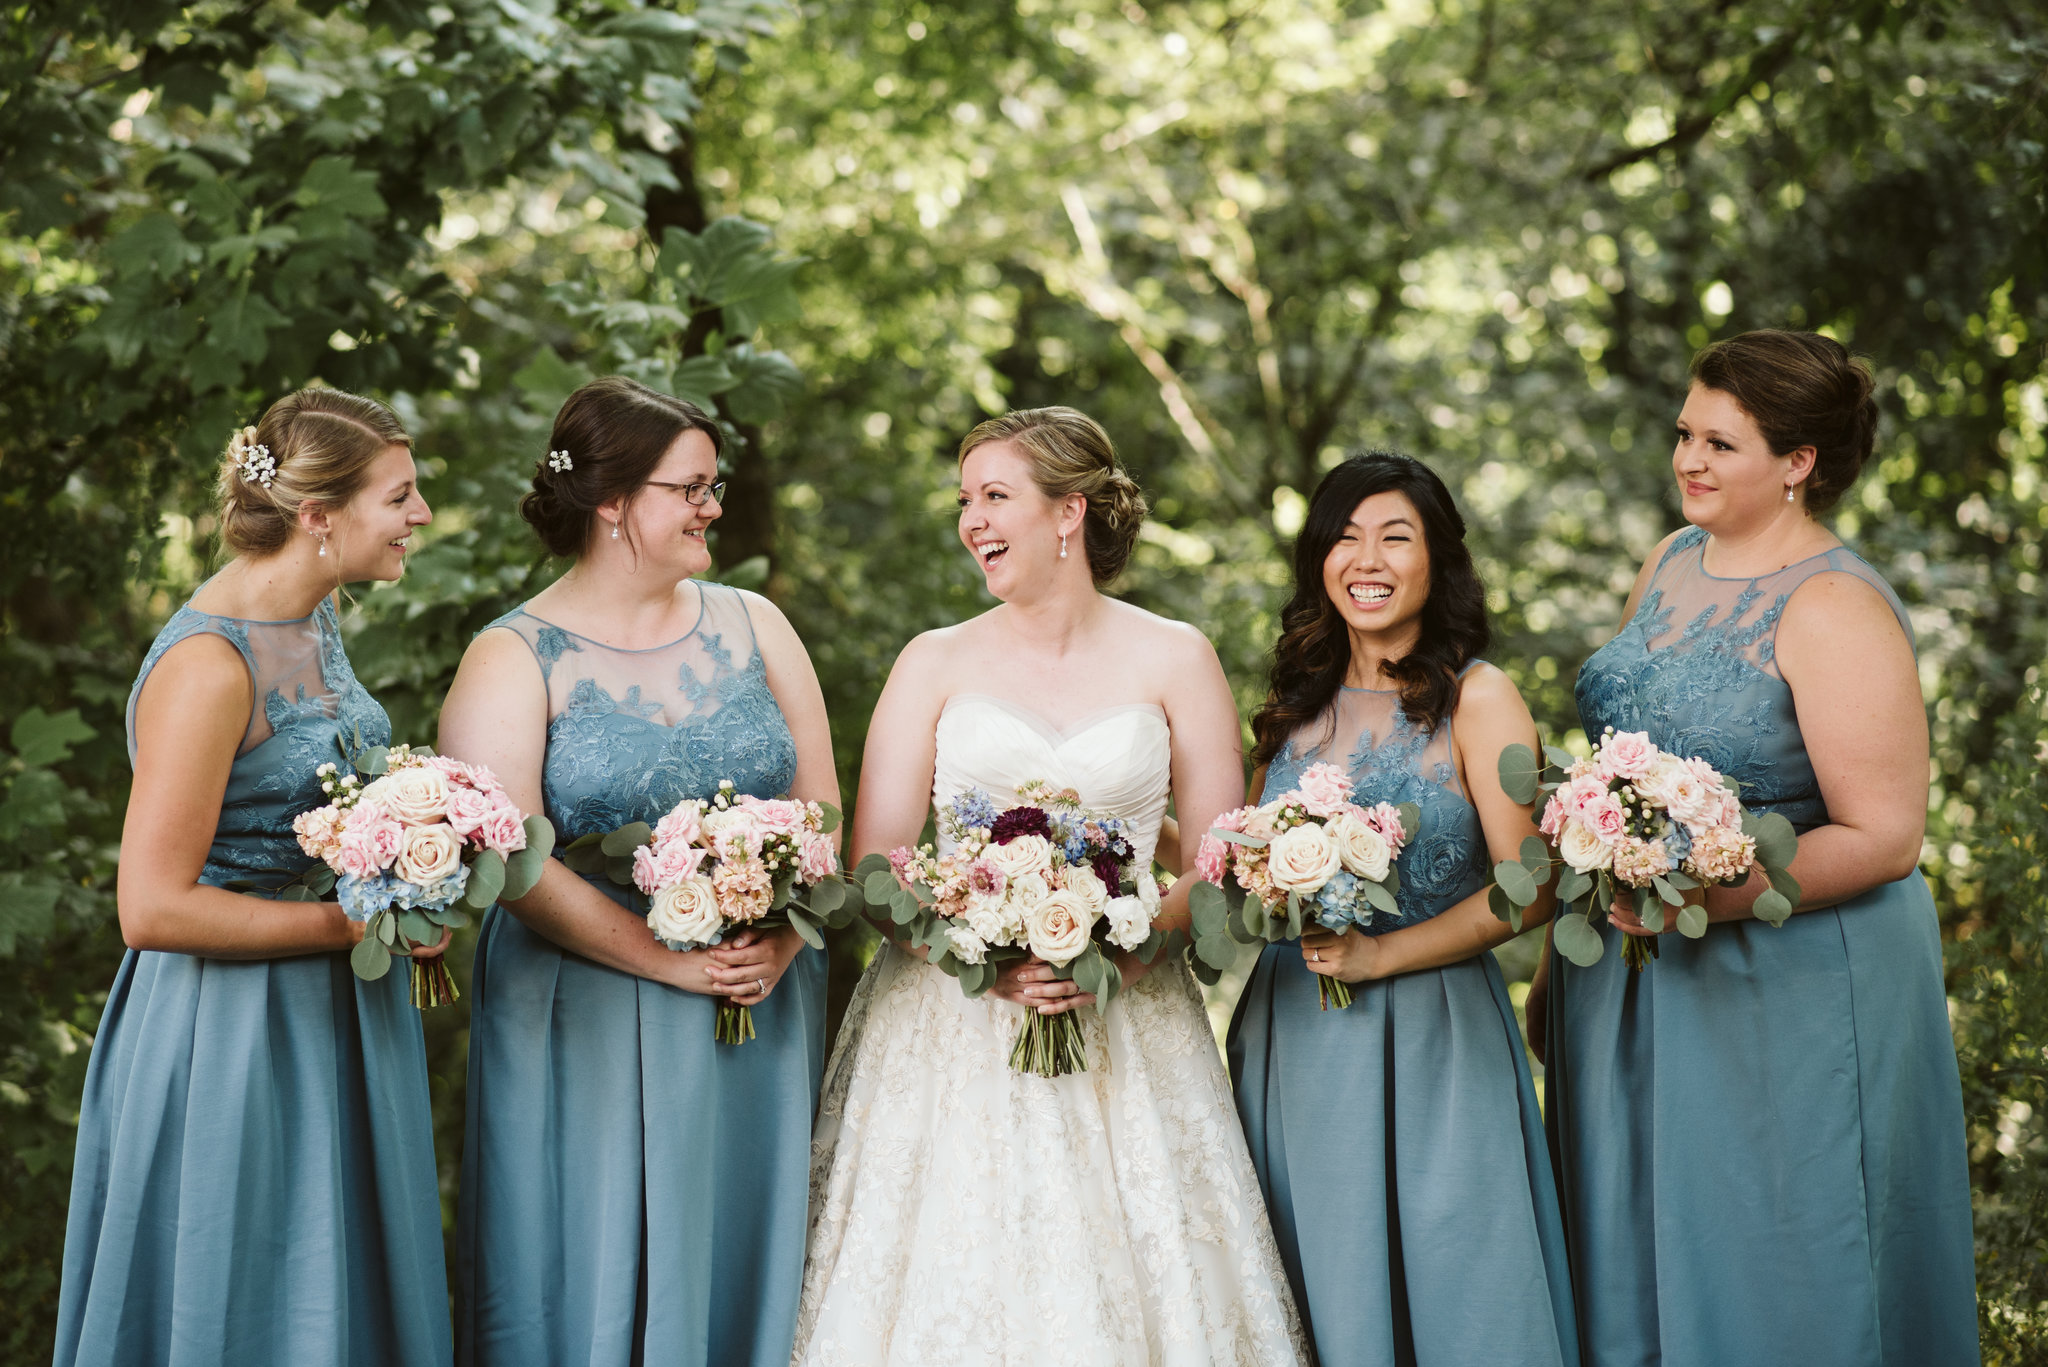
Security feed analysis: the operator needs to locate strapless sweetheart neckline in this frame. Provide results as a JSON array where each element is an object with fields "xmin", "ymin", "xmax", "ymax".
[{"xmin": 939, "ymin": 691, "xmax": 1167, "ymax": 744}]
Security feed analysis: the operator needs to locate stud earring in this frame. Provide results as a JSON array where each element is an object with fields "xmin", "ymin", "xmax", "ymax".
[{"xmin": 1059, "ymin": 533, "xmax": 1068, "ymax": 560}]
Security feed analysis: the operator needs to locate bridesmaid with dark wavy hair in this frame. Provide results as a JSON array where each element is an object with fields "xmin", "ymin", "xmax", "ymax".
[{"xmin": 1228, "ymin": 452, "xmax": 1579, "ymax": 1367}]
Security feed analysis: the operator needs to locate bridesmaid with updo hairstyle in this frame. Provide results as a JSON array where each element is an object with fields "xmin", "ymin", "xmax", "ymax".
[
  {"xmin": 57, "ymin": 388, "xmax": 449, "ymax": 1367},
  {"xmin": 1228, "ymin": 452, "xmax": 1579, "ymax": 1367},
  {"xmin": 1533, "ymin": 330, "xmax": 1979, "ymax": 1365},
  {"xmin": 442, "ymin": 376, "xmax": 838, "ymax": 1367}
]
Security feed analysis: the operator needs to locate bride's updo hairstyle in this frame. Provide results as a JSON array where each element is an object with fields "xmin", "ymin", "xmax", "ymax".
[
  {"xmin": 521, "ymin": 375, "xmax": 723, "ymax": 557},
  {"xmin": 1250, "ymin": 452, "xmax": 1488, "ymax": 767},
  {"xmin": 1689, "ymin": 329, "xmax": 1878, "ymax": 515},
  {"xmin": 957, "ymin": 407, "xmax": 1147, "ymax": 585},
  {"xmin": 217, "ymin": 387, "xmax": 411, "ymax": 556}
]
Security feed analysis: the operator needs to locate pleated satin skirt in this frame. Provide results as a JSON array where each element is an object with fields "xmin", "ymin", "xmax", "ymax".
[
  {"xmin": 55, "ymin": 947, "xmax": 452, "ymax": 1367},
  {"xmin": 455, "ymin": 898, "xmax": 826, "ymax": 1367},
  {"xmin": 1229, "ymin": 943, "xmax": 1579, "ymax": 1367},
  {"xmin": 1546, "ymin": 871, "xmax": 1980, "ymax": 1367}
]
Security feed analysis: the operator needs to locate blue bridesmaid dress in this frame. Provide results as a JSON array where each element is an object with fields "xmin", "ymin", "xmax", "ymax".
[
  {"xmin": 56, "ymin": 596, "xmax": 452, "ymax": 1367},
  {"xmin": 1229, "ymin": 673, "xmax": 1580, "ymax": 1367},
  {"xmin": 1554, "ymin": 526, "xmax": 1979, "ymax": 1366},
  {"xmin": 455, "ymin": 581, "xmax": 827, "ymax": 1367}
]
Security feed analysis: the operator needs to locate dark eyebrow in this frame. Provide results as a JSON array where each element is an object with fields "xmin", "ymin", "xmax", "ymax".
[{"xmin": 1345, "ymin": 516, "xmax": 1416, "ymax": 531}]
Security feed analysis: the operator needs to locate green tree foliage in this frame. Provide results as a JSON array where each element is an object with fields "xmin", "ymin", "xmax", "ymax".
[{"xmin": 3, "ymin": 0, "xmax": 2045, "ymax": 1358}]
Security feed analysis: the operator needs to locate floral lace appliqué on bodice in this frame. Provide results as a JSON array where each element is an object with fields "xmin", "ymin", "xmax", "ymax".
[
  {"xmin": 1575, "ymin": 526, "xmax": 1914, "ymax": 832},
  {"xmin": 125, "ymin": 595, "xmax": 390, "ymax": 890},
  {"xmin": 1262, "ymin": 677, "xmax": 1485, "ymax": 931},
  {"xmin": 485, "ymin": 583, "xmax": 798, "ymax": 846}
]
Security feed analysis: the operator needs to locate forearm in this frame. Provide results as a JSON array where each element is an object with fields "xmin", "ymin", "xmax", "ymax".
[
  {"xmin": 500, "ymin": 862, "xmax": 682, "ymax": 981},
  {"xmin": 1366, "ymin": 891, "xmax": 1532, "ymax": 979},
  {"xmin": 119, "ymin": 882, "xmax": 357, "ymax": 959},
  {"xmin": 1707, "ymin": 821, "xmax": 1919, "ymax": 921}
]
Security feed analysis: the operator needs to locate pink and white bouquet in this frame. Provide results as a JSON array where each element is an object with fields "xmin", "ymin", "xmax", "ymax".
[
  {"xmin": 1189, "ymin": 762, "xmax": 1418, "ymax": 1010},
  {"xmin": 856, "ymin": 780, "xmax": 1169, "ymax": 1077},
  {"xmin": 568, "ymin": 781, "xmax": 851, "ymax": 1044},
  {"xmin": 1492, "ymin": 729, "xmax": 1800, "ymax": 970},
  {"xmin": 291, "ymin": 743, "xmax": 551, "ymax": 1007}
]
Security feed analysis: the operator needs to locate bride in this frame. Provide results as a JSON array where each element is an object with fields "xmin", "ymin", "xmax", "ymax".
[{"xmin": 794, "ymin": 408, "xmax": 1307, "ymax": 1366}]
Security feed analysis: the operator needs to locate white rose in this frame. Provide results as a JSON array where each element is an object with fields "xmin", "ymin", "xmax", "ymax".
[
  {"xmin": 1267, "ymin": 823, "xmax": 1342, "ymax": 893},
  {"xmin": 985, "ymin": 834, "xmax": 1054, "ymax": 880},
  {"xmin": 946, "ymin": 922, "xmax": 990, "ymax": 964},
  {"xmin": 1105, "ymin": 894, "xmax": 1151, "ymax": 951},
  {"xmin": 1024, "ymin": 889, "xmax": 1097, "ymax": 965},
  {"xmin": 395, "ymin": 822, "xmax": 463, "ymax": 886},
  {"xmin": 361, "ymin": 765, "xmax": 449, "ymax": 827},
  {"xmin": 1063, "ymin": 864, "xmax": 1111, "ymax": 913},
  {"xmin": 1007, "ymin": 870, "xmax": 1050, "ymax": 915},
  {"xmin": 965, "ymin": 891, "xmax": 1019, "ymax": 945},
  {"xmin": 1136, "ymin": 873, "xmax": 1160, "ymax": 915},
  {"xmin": 648, "ymin": 874, "xmax": 723, "ymax": 947},
  {"xmin": 1327, "ymin": 814, "xmax": 1392, "ymax": 882},
  {"xmin": 1558, "ymin": 819, "xmax": 1614, "ymax": 873}
]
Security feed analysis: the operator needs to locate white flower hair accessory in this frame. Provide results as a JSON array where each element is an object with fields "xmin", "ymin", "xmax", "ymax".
[
  {"xmin": 545, "ymin": 449, "xmax": 572, "ymax": 473},
  {"xmin": 230, "ymin": 426, "xmax": 275, "ymax": 488}
]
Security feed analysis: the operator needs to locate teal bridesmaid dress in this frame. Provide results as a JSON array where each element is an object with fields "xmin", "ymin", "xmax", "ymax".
[
  {"xmin": 1229, "ymin": 673, "xmax": 1580, "ymax": 1367},
  {"xmin": 56, "ymin": 597, "xmax": 452, "ymax": 1367},
  {"xmin": 1554, "ymin": 526, "xmax": 1979, "ymax": 1366},
  {"xmin": 455, "ymin": 582, "xmax": 827, "ymax": 1367}
]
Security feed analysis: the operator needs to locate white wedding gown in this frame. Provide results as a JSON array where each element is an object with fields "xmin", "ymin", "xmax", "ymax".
[{"xmin": 793, "ymin": 694, "xmax": 1309, "ymax": 1367}]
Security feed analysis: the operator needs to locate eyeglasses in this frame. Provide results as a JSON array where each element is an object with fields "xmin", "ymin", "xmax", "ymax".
[{"xmin": 645, "ymin": 480, "xmax": 727, "ymax": 506}]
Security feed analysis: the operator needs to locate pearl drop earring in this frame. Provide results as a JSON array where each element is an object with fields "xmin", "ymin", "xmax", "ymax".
[
  {"xmin": 1059, "ymin": 534, "xmax": 1068, "ymax": 560},
  {"xmin": 317, "ymin": 533, "xmax": 327, "ymax": 557},
  {"xmin": 611, "ymin": 523, "xmax": 620, "ymax": 540},
  {"xmin": 1785, "ymin": 486, "xmax": 1796, "ymax": 503}
]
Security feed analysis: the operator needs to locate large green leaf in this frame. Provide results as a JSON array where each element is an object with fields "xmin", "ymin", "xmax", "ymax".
[
  {"xmin": 503, "ymin": 817, "xmax": 555, "ymax": 899},
  {"xmin": 1494, "ymin": 858, "xmax": 1539, "ymax": 907},
  {"xmin": 1552, "ymin": 912, "xmax": 1606, "ymax": 967},
  {"xmin": 465, "ymin": 849, "xmax": 507, "ymax": 909},
  {"xmin": 10, "ymin": 708, "xmax": 96, "ymax": 768},
  {"xmin": 601, "ymin": 822, "xmax": 653, "ymax": 857},
  {"xmin": 1498, "ymin": 743, "xmax": 1542, "ymax": 805},
  {"xmin": 350, "ymin": 934, "xmax": 393, "ymax": 981},
  {"xmin": 1749, "ymin": 812, "xmax": 1799, "ymax": 871}
]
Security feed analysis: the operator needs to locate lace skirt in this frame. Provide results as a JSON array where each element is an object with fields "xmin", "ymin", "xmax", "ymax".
[{"xmin": 794, "ymin": 944, "xmax": 1308, "ymax": 1367}]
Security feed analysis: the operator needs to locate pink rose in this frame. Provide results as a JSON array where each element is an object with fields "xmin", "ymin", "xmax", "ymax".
[
  {"xmin": 337, "ymin": 803, "xmax": 402, "ymax": 879},
  {"xmin": 739, "ymin": 797, "xmax": 806, "ymax": 835},
  {"xmin": 1600, "ymin": 730, "xmax": 1659, "ymax": 781},
  {"xmin": 1562, "ymin": 776, "xmax": 1613, "ymax": 822},
  {"xmin": 633, "ymin": 839, "xmax": 707, "ymax": 893},
  {"xmin": 477, "ymin": 804, "xmax": 527, "ymax": 856},
  {"xmin": 653, "ymin": 804, "xmax": 704, "ymax": 848},
  {"xmin": 1360, "ymin": 802, "xmax": 1410, "ymax": 851},
  {"xmin": 887, "ymin": 846, "xmax": 918, "ymax": 883},
  {"xmin": 1291, "ymin": 762, "xmax": 1355, "ymax": 816},
  {"xmin": 1195, "ymin": 833, "xmax": 1228, "ymax": 885},
  {"xmin": 1212, "ymin": 806, "xmax": 1253, "ymax": 834},
  {"xmin": 1584, "ymin": 794, "xmax": 1628, "ymax": 843},
  {"xmin": 798, "ymin": 832, "xmax": 837, "ymax": 884},
  {"xmin": 1539, "ymin": 794, "xmax": 1568, "ymax": 839},
  {"xmin": 445, "ymin": 785, "xmax": 494, "ymax": 839}
]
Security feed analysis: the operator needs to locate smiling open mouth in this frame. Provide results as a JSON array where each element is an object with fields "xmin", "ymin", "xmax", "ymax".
[
  {"xmin": 1348, "ymin": 583, "xmax": 1392, "ymax": 607},
  {"xmin": 976, "ymin": 540, "xmax": 1009, "ymax": 568}
]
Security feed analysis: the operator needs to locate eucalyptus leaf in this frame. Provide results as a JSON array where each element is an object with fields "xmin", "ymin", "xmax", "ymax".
[
  {"xmin": 816, "ymin": 802, "xmax": 842, "ymax": 835},
  {"xmin": 864, "ymin": 870, "xmax": 900, "ymax": 906},
  {"xmin": 889, "ymin": 889, "xmax": 920, "ymax": 925},
  {"xmin": 605, "ymin": 855, "xmax": 637, "ymax": 887},
  {"xmin": 1768, "ymin": 868, "xmax": 1802, "ymax": 908},
  {"xmin": 1487, "ymin": 882, "xmax": 1516, "ymax": 925},
  {"xmin": 350, "ymin": 934, "xmax": 393, "ymax": 981},
  {"xmin": 1751, "ymin": 812, "xmax": 1799, "ymax": 870},
  {"xmin": 1552, "ymin": 911, "xmax": 1606, "ymax": 967},
  {"xmin": 1238, "ymin": 893, "xmax": 1267, "ymax": 943},
  {"xmin": 1195, "ymin": 932, "xmax": 1239, "ymax": 971},
  {"xmin": 278, "ymin": 883, "xmax": 321, "ymax": 903},
  {"xmin": 1543, "ymin": 743, "xmax": 1579, "ymax": 772},
  {"xmin": 1677, "ymin": 904, "xmax": 1709, "ymax": 938},
  {"xmin": 396, "ymin": 909, "xmax": 438, "ymax": 946},
  {"xmin": 1556, "ymin": 867, "xmax": 1592, "ymax": 906},
  {"xmin": 1642, "ymin": 902, "xmax": 1666, "ymax": 934},
  {"xmin": 1498, "ymin": 742, "xmax": 1541, "ymax": 805},
  {"xmin": 1395, "ymin": 802, "xmax": 1422, "ymax": 841},
  {"xmin": 1495, "ymin": 858, "xmax": 1539, "ymax": 907},
  {"xmin": 852, "ymin": 851, "xmax": 893, "ymax": 879},
  {"xmin": 786, "ymin": 909, "xmax": 824, "ymax": 950},
  {"xmin": 1753, "ymin": 888, "xmax": 1794, "ymax": 926},
  {"xmin": 466, "ymin": 850, "xmax": 507, "ymax": 908},
  {"xmin": 1653, "ymin": 876, "xmax": 1684, "ymax": 906},
  {"xmin": 601, "ymin": 822, "xmax": 653, "ymax": 857},
  {"xmin": 359, "ymin": 745, "xmax": 390, "ymax": 776},
  {"xmin": 1215, "ymin": 828, "xmax": 1270, "ymax": 848},
  {"xmin": 1520, "ymin": 835, "xmax": 1551, "ymax": 874},
  {"xmin": 375, "ymin": 911, "xmax": 397, "ymax": 945},
  {"xmin": 806, "ymin": 877, "xmax": 847, "ymax": 917},
  {"xmin": 1361, "ymin": 878, "xmax": 1400, "ymax": 916},
  {"xmin": 1188, "ymin": 879, "xmax": 1227, "ymax": 936}
]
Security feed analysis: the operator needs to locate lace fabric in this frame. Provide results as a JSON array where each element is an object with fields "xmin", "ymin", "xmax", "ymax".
[
  {"xmin": 1575, "ymin": 526, "xmax": 1913, "ymax": 830},
  {"xmin": 125, "ymin": 594, "xmax": 390, "ymax": 890},
  {"xmin": 483, "ymin": 582, "xmax": 799, "ymax": 844},
  {"xmin": 796, "ymin": 695, "xmax": 1309, "ymax": 1366},
  {"xmin": 1262, "ymin": 677, "xmax": 1486, "ymax": 930}
]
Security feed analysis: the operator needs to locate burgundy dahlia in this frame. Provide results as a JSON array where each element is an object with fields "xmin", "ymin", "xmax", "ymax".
[
  {"xmin": 1092, "ymin": 850, "xmax": 1123, "ymax": 891},
  {"xmin": 990, "ymin": 805, "xmax": 1053, "ymax": 844}
]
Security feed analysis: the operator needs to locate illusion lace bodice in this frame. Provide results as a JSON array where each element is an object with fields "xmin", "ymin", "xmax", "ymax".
[
  {"xmin": 1575, "ymin": 526, "xmax": 1913, "ymax": 833},
  {"xmin": 932, "ymin": 694, "xmax": 1172, "ymax": 868},
  {"xmin": 486, "ymin": 582, "xmax": 797, "ymax": 851},
  {"xmin": 1262, "ymin": 673, "xmax": 1486, "ymax": 930},
  {"xmin": 125, "ymin": 593, "xmax": 390, "ymax": 891}
]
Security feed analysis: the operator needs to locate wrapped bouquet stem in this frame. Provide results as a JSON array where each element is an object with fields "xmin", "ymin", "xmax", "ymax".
[{"xmin": 1490, "ymin": 730, "xmax": 1801, "ymax": 970}]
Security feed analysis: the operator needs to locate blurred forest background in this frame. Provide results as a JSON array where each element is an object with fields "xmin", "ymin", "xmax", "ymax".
[{"xmin": 4, "ymin": 0, "xmax": 2047, "ymax": 1359}]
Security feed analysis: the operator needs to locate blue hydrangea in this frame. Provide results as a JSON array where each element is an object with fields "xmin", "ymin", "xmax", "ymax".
[
  {"xmin": 1313, "ymin": 870, "xmax": 1366, "ymax": 929},
  {"xmin": 336, "ymin": 874, "xmax": 399, "ymax": 921},
  {"xmin": 1661, "ymin": 821, "xmax": 1693, "ymax": 866},
  {"xmin": 1063, "ymin": 834, "xmax": 1089, "ymax": 864},
  {"xmin": 951, "ymin": 789, "xmax": 999, "ymax": 832}
]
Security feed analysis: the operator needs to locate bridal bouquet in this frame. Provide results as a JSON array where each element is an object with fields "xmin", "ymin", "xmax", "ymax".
[
  {"xmin": 290, "ymin": 743, "xmax": 551, "ymax": 1007},
  {"xmin": 565, "ymin": 782, "xmax": 853, "ymax": 1044},
  {"xmin": 856, "ymin": 781, "xmax": 1173, "ymax": 1077},
  {"xmin": 1490, "ymin": 729, "xmax": 1801, "ymax": 970},
  {"xmin": 1188, "ymin": 762, "xmax": 1418, "ymax": 1010}
]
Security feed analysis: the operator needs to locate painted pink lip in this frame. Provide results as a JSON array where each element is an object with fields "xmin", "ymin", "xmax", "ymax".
[{"xmin": 1683, "ymin": 481, "xmax": 1715, "ymax": 497}]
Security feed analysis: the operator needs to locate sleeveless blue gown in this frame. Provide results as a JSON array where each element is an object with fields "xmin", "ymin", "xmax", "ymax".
[
  {"xmin": 1229, "ymin": 675, "xmax": 1580, "ymax": 1367},
  {"xmin": 56, "ymin": 596, "xmax": 452, "ymax": 1367},
  {"xmin": 1554, "ymin": 527, "xmax": 1979, "ymax": 1366},
  {"xmin": 455, "ymin": 582, "xmax": 827, "ymax": 1367}
]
